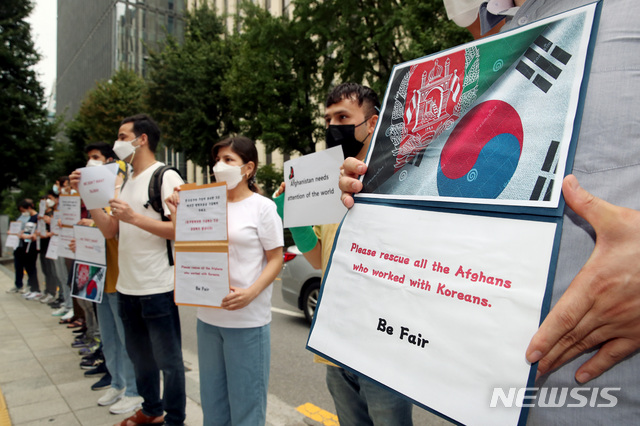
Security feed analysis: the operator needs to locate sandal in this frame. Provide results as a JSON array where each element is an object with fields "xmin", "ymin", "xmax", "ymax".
[
  {"xmin": 115, "ymin": 409, "xmax": 164, "ymax": 426},
  {"xmin": 67, "ymin": 319, "xmax": 85, "ymax": 329},
  {"xmin": 59, "ymin": 317, "xmax": 76, "ymax": 324}
]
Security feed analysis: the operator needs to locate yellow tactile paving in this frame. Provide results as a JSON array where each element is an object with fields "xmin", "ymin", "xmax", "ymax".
[
  {"xmin": 0, "ymin": 387, "xmax": 11, "ymax": 426},
  {"xmin": 296, "ymin": 402, "xmax": 339, "ymax": 426}
]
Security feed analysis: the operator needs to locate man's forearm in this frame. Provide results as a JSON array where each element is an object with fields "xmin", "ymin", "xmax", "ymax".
[{"xmin": 90, "ymin": 208, "xmax": 118, "ymax": 239}]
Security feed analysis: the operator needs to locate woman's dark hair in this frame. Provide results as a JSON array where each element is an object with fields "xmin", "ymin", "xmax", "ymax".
[
  {"xmin": 211, "ymin": 136, "xmax": 259, "ymax": 193},
  {"xmin": 18, "ymin": 198, "xmax": 35, "ymax": 210}
]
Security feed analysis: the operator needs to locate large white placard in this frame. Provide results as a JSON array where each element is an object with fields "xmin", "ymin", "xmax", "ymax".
[
  {"xmin": 283, "ymin": 146, "xmax": 347, "ymax": 227},
  {"xmin": 308, "ymin": 203, "xmax": 557, "ymax": 426}
]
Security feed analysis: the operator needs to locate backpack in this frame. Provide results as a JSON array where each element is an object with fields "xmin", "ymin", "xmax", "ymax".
[{"xmin": 121, "ymin": 164, "xmax": 183, "ymax": 266}]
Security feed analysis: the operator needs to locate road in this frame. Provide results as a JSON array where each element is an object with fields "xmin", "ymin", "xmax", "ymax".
[{"xmin": 179, "ymin": 278, "xmax": 452, "ymax": 426}]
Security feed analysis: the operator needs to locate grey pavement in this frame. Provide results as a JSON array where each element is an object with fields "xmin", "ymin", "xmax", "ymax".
[
  {"xmin": 0, "ymin": 263, "xmax": 205, "ymax": 426},
  {"xmin": 0, "ymin": 262, "xmax": 324, "ymax": 426}
]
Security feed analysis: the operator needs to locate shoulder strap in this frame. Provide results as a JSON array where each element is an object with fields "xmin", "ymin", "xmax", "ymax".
[{"xmin": 146, "ymin": 165, "xmax": 183, "ymax": 266}]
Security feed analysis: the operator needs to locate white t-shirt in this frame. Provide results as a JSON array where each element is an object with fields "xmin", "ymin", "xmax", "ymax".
[
  {"xmin": 116, "ymin": 162, "xmax": 184, "ymax": 295},
  {"xmin": 443, "ymin": 0, "xmax": 483, "ymax": 27},
  {"xmin": 198, "ymin": 192, "xmax": 284, "ymax": 328}
]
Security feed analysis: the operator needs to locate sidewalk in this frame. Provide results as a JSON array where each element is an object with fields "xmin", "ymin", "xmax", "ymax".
[{"xmin": 0, "ymin": 264, "xmax": 204, "ymax": 426}]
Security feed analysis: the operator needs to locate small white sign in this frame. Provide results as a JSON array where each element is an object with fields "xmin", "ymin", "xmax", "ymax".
[
  {"xmin": 174, "ymin": 251, "xmax": 229, "ymax": 307},
  {"xmin": 176, "ymin": 185, "xmax": 227, "ymax": 242},
  {"xmin": 77, "ymin": 163, "xmax": 119, "ymax": 210},
  {"xmin": 74, "ymin": 225, "xmax": 106, "ymax": 265},
  {"xmin": 283, "ymin": 146, "xmax": 347, "ymax": 228}
]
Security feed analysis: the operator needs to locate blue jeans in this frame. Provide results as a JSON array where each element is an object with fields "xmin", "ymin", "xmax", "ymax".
[
  {"xmin": 326, "ymin": 366, "xmax": 413, "ymax": 426},
  {"xmin": 118, "ymin": 291, "xmax": 186, "ymax": 425},
  {"xmin": 197, "ymin": 320, "xmax": 270, "ymax": 426},
  {"xmin": 97, "ymin": 292, "xmax": 138, "ymax": 396}
]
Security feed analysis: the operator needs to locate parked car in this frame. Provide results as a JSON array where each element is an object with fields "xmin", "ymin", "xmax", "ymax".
[{"xmin": 280, "ymin": 246, "xmax": 323, "ymax": 323}]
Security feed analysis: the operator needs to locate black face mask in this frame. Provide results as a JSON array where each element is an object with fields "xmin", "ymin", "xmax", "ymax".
[{"xmin": 325, "ymin": 119, "xmax": 368, "ymax": 159}]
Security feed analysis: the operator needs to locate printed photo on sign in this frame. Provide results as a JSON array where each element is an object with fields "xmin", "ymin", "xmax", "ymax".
[
  {"xmin": 360, "ymin": 6, "xmax": 593, "ymax": 210},
  {"xmin": 71, "ymin": 261, "xmax": 106, "ymax": 303}
]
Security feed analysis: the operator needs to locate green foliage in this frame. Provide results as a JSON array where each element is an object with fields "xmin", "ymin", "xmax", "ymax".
[
  {"xmin": 0, "ymin": 0, "xmax": 57, "ymax": 194},
  {"xmin": 224, "ymin": 3, "xmax": 321, "ymax": 156},
  {"xmin": 255, "ymin": 163, "xmax": 283, "ymax": 199},
  {"xmin": 146, "ymin": 3, "xmax": 237, "ymax": 167},
  {"xmin": 294, "ymin": 0, "xmax": 473, "ymax": 97},
  {"xmin": 64, "ymin": 69, "xmax": 148, "ymax": 170}
]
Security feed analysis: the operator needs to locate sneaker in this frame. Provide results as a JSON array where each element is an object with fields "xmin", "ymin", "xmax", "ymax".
[
  {"xmin": 61, "ymin": 309, "xmax": 74, "ymax": 321},
  {"xmin": 52, "ymin": 307, "xmax": 69, "ymax": 317},
  {"xmin": 82, "ymin": 358, "xmax": 106, "ymax": 373},
  {"xmin": 109, "ymin": 395, "xmax": 143, "ymax": 414},
  {"xmin": 72, "ymin": 338, "xmax": 90, "ymax": 348},
  {"xmin": 26, "ymin": 292, "xmax": 42, "ymax": 300},
  {"xmin": 40, "ymin": 294, "xmax": 54, "ymax": 304},
  {"xmin": 82, "ymin": 347, "xmax": 103, "ymax": 362},
  {"xmin": 72, "ymin": 326, "xmax": 88, "ymax": 335},
  {"xmin": 22, "ymin": 291, "xmax": 34, "ymax": 299},
  {"xmin": 48, "ymin": 299, "xmax": 61, "ymax": 308},
  {"xmin": 20, "ymin": 287, "xmax": 30, "ymax": 294},
  {"xmin": 79, "ymin": 342, "xmax": 100, "ymax": 356},
  {"xmin": 97, "ymin": 386, "xmax": 125, "ymax": 406},
  {"xmin": 91, "ymin": 372, "xmax": 112, "ymax": 391},
  {"xmin": 5, "ymin": 287, "xmax": 20, "ymax": 293}
]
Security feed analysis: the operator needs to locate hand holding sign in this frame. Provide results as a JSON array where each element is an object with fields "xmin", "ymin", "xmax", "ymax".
[{"xmin": 527, "ymin": 175, "xmax": 640, "ymax": 383}]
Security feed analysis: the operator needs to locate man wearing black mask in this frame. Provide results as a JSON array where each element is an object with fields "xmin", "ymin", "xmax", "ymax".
[{"xmin": 274, "ymin": 83, "xmax": 414, "ymax": 425}]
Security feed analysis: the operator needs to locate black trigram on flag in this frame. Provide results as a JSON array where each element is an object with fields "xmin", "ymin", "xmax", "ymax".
[
  {"xmin": 530, "ymin": 140, "xmax": 560, "ymax": 201},
  {"xmin": 516, "ymin": 35, "xmax": 572, "ymax": 93}
]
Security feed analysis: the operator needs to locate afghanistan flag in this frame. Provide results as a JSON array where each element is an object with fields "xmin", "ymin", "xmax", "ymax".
[{"xmin": 361, "ymin": 4, "xmax": 599, "ymax": 213}]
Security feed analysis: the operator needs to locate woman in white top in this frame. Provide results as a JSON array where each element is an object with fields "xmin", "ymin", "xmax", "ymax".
[{"xmin": 167, "ymin": 136, "xmax": 283, "ymax": 425}]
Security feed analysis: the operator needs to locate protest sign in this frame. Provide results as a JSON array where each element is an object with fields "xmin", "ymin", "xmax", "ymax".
[
  {"xmin": 173, "ymin": 183, "xmax": 230, "ymax": 307},
  {"xmin": 308, "ymin": 4, "xmax": 600, "ymax": 426},
  {"xmin": 283, "ymin": 146, "xmax": 347, "ymax": 227},
  {"xmin": 77, "ymin": 163, "xmax": 119, "ymax": 210},
  {"xmin": 58, "ymin": 194, "xmax": 81, "ymax": 226},
  {"xmin": 71, "ymin": 225, "xmax": 107, "ymax": 302},
  {"xmin": 4, "ymin": 222, "xmax": 21, "ymax": 249}
]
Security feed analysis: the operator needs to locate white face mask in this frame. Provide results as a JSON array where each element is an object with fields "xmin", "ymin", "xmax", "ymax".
[
  {"xmin": 113, "ymin": 137, "xmax": 139, "ymax": 162},
  {"xmin": 213, "ymin": 162, "xmax": 245, "ymax": 190},
  {"xmin": 45, "ymin": 199, "xmax": 56, "ymax": 208},
  {"xmin": 86, "ymin": 159, "xmax": 104, "ymax": 167}
]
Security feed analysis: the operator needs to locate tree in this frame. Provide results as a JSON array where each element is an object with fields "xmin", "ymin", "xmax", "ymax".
[
  {"xmin": 223, "ymin": 3, "xmax": 321, "ymax": 156},
  {"xmin": 63, "ymin": 69, "xmax": 148, "ymax": 172},
  {"xmin": 146, "ymin": 3, "xmax": 237, "ymax": 167},
  {"xmin": 294, "ymin": 0, "xmax": 472, "ymax": 97},
  {"xmin": 0, "ymin": 0, "xmax": 56, "ymax": 194}
]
